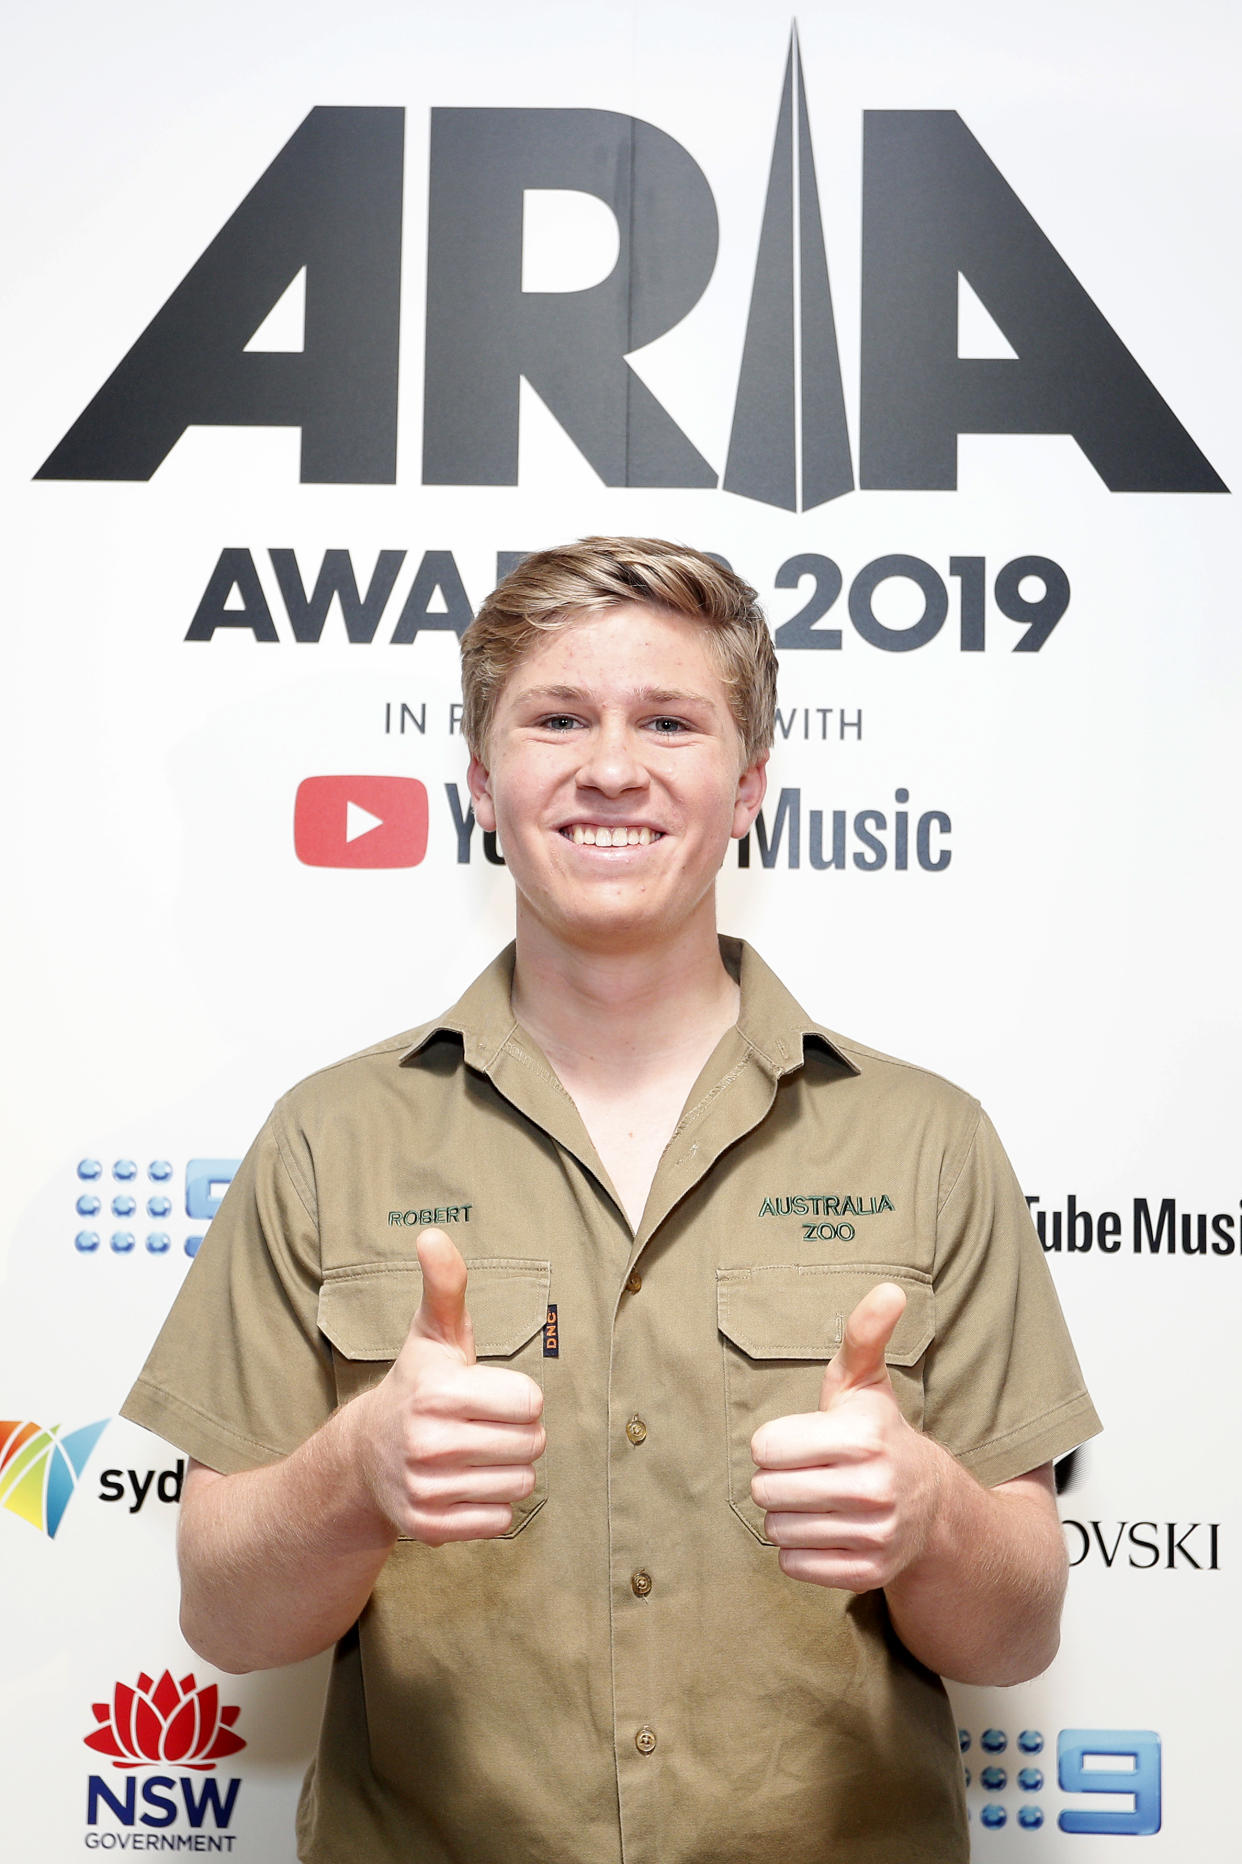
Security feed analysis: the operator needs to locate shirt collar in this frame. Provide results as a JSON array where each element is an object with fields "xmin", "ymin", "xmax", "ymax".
[
  {"xmin": 399, "ymin": 938, "xmax": 858, "ymax": 1081},
  {"xmin": 399, "ymin": 943, "xmax": 520, "ymax": 1073},
  {"xmin": 724, "ymin": 937, "xmax": 859, "ymax": 1079}
]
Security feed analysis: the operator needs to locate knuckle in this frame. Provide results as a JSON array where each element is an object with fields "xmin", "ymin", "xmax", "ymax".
[
  {"xmin": 402, "ymin": 1467, "xmax": 438, "ymax": 1510},
  {"xmin": 857, "ymin": 1421, "xmax": 889, "ymax": 1460},
  {"xmin": 417, "ymin": 1373, "xmax": 467, "ymax": 1417},
  {"xmin": 855, "ymin": 1520, "xmax": 889, "ymax": 1556},
  {"xmin": 411, "ymin": 1511, "xmax": 451, "ymax": 1547},
  {"xmin": 405, "ymin": 1419, "xmax": 446, "ymax": 1465},
  {"xmin": 871, "ymin": 1471, "xmax": 897, "ymax": 1510}
]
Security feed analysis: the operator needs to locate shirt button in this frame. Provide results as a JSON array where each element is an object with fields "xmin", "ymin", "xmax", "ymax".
[
  {"xmin": 635, "ymin": 1725, "xmax": 657, "ymax": 1755},
  {"xmin": 625, "ymin": 1415, "xmax": 648, "ymax": 1445},
  {"xmin": 631, "ymin": 1569, "xmax": 653, "ymax": 1597},
  {"xmin": 625, "ymin": 1270, "xmax": 643, "ymax": 1293}
]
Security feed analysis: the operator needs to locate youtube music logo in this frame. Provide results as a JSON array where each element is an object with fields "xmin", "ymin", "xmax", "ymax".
[{"xmin": 294, "ymin": 776, "xmax": 429, "ymax": 868}]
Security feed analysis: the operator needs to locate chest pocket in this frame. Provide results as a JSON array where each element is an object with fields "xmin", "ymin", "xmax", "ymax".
[
  {"xmin": 716, "ymin": 1263, "xmax": 934, "ymax": 1543},
  {"xmin": 318, "ymin": 1257, "xmax": 551, "ymax": 1537}
]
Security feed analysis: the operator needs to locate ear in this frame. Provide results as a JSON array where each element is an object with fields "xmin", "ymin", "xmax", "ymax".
[
  {"xmin": 731, "ymin": 751, "xmax": 768, "ymax": 839},
  {"xmin": 467, "ymin": 754, "xmax": 497, "ymax": 833}
]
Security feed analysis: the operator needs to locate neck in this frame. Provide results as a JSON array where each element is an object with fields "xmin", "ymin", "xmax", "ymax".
[{"xmin": 511, "ymin": 911, "xmax": 739, "ymax": 1087}]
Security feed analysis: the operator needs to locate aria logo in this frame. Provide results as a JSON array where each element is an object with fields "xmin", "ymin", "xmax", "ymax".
[
  {"xmin": 36, "ymin": 29, "xmax": 1223, "ymax": 503},
  {"xmin": 85, "ymin": 1670, "xmax": 246, "ymax": 1836},
  {"xmin": 0, "ymin": 1417, "xmax": 108, "ymax": 1539}
]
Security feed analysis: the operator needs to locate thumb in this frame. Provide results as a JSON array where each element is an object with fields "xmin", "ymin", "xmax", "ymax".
[
  {"xmin": 819, "ymin": 1282, "xmax": 906, "ymax": 1410},
  {"xmin": 411, "ymin": 1228, "xmax": 475, "ymax": 1365}
]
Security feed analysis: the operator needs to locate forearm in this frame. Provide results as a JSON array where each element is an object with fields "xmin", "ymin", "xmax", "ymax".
[
  {"xmin": 884, "ymin": 1454, "xmax": 1066, "ymax": 1686},
  {"xmin": 177, "ymin": 1397, "xmax": 397, "ymax": 1675}
]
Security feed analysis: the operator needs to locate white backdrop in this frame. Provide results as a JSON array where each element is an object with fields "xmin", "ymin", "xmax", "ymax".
[{"xmin": 2, "ymin": 1, "xmax": 1238, "ymax": 1855}]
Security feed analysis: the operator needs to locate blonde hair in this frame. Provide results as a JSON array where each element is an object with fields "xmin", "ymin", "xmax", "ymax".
[{"xmin": 461, "ymin": 536, "xmax": 776, "ymax": 763}]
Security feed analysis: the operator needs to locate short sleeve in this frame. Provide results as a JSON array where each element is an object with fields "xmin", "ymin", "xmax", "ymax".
[
  {"xmin": 120, "ymin": 1105, "xmax": 337, "ymax": 1473},
  {"xmin": 921, "ymin": 1109, "xmax": 1101, "ymax": 1487}
]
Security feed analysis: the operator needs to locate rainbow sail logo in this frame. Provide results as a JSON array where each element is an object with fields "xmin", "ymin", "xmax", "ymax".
[{"xmin": 0, "ymin": 1418, "xmax": 108, "ymax": 1538}]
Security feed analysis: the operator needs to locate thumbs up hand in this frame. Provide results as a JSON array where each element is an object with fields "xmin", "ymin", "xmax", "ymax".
[
  {"xmin": 749, "ymin": 1282, "xmax": 940, "ymax": 1593},
  {"xmin": 407, "ymin": 1224, "xmax": 477, "ymax": 1363},
  {"xmin": 353, "ymin": 1229, "xmax": 545, "ymax": 1546}
]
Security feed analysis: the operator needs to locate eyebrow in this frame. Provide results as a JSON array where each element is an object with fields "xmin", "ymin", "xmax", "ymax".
[{"xmin": 512, "ymin": 683, "xmax": 718, "ymax": 710}]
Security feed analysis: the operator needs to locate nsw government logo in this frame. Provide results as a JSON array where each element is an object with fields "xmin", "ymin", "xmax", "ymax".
[{"xmin": 85, "ymin": 1669, "xmax": 246, "ymax": 1851}]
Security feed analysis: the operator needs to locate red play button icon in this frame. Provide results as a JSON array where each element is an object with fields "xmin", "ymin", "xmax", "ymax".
[{"xmin": 294, "ymin": 776, "xmax": 429, "ymax": 868}]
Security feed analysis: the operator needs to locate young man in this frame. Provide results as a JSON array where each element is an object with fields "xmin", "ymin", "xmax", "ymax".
[{"xmin": 123, "ymin": 538, "xmax": 1099, "ymax": 1863}]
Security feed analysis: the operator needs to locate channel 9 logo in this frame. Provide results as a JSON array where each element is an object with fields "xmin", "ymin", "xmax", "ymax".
[
  {"xmin": 74, "ymin": 1158, "xmax": 239, "ymax": 1259},
  {"xmin": 961, "ymin": 1726, "xmax": 1161, "ymax": 1835}
]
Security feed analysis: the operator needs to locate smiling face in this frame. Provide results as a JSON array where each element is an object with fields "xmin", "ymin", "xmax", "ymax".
[{"xmin": 467, "ymin": 602, "xmax": 767, "ymax": 958}]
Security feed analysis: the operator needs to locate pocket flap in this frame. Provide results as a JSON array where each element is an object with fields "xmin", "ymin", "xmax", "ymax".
[
  {"xmin": 319, "ymin": 1258, "xmax": 551, "ymax": 1360},
  {"xmin": 716, "ymin": 1264, "xmax": 933, "ymax": 1365}
]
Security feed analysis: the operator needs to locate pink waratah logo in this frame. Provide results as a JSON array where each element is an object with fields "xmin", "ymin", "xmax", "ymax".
[{"xmin": 84, "ymin": 1671, "xmax": 246, "ymax": 1771}]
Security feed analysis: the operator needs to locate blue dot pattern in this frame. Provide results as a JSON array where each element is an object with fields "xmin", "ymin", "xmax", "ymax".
[
  {"xmin": 73, "ymin": 1156, "xmax": 204, "ymax": 1260},
  {"xmin": 963, "ymin": 1728, "xmax": 1046, "ymax": 1834}
]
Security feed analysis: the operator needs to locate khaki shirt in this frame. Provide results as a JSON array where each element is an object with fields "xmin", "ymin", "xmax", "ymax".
[{"xmin": 123, "ymin": 940, "xmax": 1100, "ymax": 1864}]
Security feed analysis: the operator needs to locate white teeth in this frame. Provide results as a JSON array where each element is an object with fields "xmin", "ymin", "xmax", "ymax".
[{"xmin": 567, "ymin": 824, "xmax": 659, "ymax": 846}]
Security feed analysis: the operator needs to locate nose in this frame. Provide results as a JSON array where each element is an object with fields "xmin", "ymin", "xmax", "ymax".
[{"xmin": 576, "ymin": 715, "xmax": 648, "ymax": 797}]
